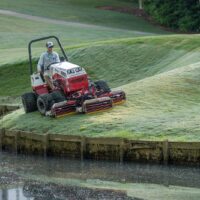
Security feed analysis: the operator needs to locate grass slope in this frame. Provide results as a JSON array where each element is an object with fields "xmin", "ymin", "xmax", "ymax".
[
  {"xmin": 0, "ymin": 0, "xmax": 169, "ymax": 66},
  {"xmin": 0, "ymin": 0, "xmax": 199, "ymax": 141},
  {"xmin": 1, "ymin": 35, "xmax": 200, "ymax": 141},
  {"xmin": 0, "ymin": 0, "xmax": 168, "ymax": 33},
  {"xmin": 1, "ymin": 35, "xmax": 200, "ymax": 96},
  {"xmin": 0, "ymin": 14, "xmax": 146, "ymax": 66}
]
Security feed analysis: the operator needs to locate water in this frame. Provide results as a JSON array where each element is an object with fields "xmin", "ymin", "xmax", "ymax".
[
  {"xmin": 0, "ymin": 152, "xmax": 200, "ymax": 200},
  {"xmin": 0, "ymin": 188, "xmax": 31, "ymax": 200}
]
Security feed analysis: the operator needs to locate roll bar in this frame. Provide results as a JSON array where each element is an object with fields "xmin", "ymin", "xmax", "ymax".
[{"xmin": 28, "ymin": 36, "xmax": 68, "ymax": 75}]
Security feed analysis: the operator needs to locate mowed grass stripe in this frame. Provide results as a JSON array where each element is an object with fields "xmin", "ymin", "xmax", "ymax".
[
  {"xmin": 2, "ymin": 61, "xmax": 200, "ymax": 141},
  {"xmin": 0, "ymin": 14, "xmax": 143, "ymax": 49},
  {"xmin": 0, "ymin": 12, "xmax": 152, "ymax": 66},
  {"xmin": 0, "ymin": 0, "xmax": 169, "ymax": 33},
  {"xmin": 1, "ymin": 35, "xmax": 200, "ymax": 141},
  {"xmin": 1, "ymin": 35, "xmax": 200, "ymax": 96}
]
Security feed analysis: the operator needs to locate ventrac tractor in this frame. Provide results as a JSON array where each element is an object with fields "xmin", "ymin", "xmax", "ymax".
[{"xmin": 21, "ymin": 36, "xmax": 126, "ymax": 117}]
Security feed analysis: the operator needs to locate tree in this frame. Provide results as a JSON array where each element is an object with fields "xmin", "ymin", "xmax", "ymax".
[
  {"xmin": 139, "ymin": 0, "xmax": 143, "ymax": 9},
  {"xmin": 144, "ymin": 0, "xmax": 200, "ymax": 32}
]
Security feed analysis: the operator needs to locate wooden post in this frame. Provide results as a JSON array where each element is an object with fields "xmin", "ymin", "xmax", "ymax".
[
  {"xmin": 81, "ymin": 136, "xmax": 86, "ymax": 161},
  {"xmin": 0, "ymin": 128, "xmax": 5, "ymax": 151},
  {"xmin": 14, "ymin": 131, "xmax": 19, "ymax": 153},
  {"xmin": 43, "ymin": 134, "xmax": 49, "ymax": 157},
  {"xmin": 120, "ymin": 139, "xmax": 124, "ymax": 163},
  {"xmin": 163, "ymin": 140, "xmax": 169, "ymax": 164}
]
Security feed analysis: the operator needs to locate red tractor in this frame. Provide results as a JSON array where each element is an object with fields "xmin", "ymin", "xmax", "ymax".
[{"xmin": 22, "ymin": 36, "xmax": 126, "ymax": 117}]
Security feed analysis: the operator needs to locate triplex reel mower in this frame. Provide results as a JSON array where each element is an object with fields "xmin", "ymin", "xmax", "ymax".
[{"xmin": 22, "ymin": 36, "xmax": 126, "ymax": 118}]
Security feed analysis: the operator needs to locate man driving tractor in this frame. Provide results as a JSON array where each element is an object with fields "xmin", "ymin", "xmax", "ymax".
[
  {"xmin": 22, "ymin": 36, "xmax": 125, "ymax": 117},
  {"xmin": 37, "ymin": 41, "xmax": 60, "ymax": 90}
]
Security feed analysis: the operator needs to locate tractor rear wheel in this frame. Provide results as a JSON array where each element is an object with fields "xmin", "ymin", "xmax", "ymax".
[
  {"xmin": 95, "ymin": 80, "xmax": 111, "ymax": 93},
  {"xmin": 37, "ymin": 94, "xmax": 53, "ymax": 115},
  {"xmin": 21, "ymin": 92, "xmax": 37, "ymax": 113}
]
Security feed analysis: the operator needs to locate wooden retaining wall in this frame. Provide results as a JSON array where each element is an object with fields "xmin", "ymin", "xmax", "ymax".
[
  {"xmin": 0, "ymin": 105, "xmax": 20, "ymax": 116},
  {"xmin": 0, "ymin": 128, "xmax": 200, "ymax": 165}
]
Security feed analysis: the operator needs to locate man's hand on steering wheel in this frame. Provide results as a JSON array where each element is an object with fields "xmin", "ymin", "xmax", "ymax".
[{"xmin": 46, "ymin": 62, "xmax": 60, "ymax": 70}]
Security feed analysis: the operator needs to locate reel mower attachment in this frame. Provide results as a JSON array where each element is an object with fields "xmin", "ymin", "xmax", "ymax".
[
  {"xmin": 109, "ymin": 90, "xmax": 126, "ymax": 104},
  {"xmin": 82, "ymin": 97, "xmax": 113, "ymax": 113},
  {"xmin": 48, "ymin": 97, "xmax": 113, "ymax": 117},
  {"xmin": 50, "ymin": 100, "xmax": 76, "ymax": 118}
]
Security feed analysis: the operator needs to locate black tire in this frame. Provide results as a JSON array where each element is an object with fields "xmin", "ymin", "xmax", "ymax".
[
  {"xmin": 37, "ymin": 94, "xmax": 53, "ymax": 115},
  {"xmin": 50, "ymin": 91, "xmax": 66, "ymax": 103},
  {"xmin": 21, "ymin": 92, "xmax": 37, "ymax": 113},
  {"xmin": 95, "ymin": 80, "xmax": 111, "ymax": 93}
]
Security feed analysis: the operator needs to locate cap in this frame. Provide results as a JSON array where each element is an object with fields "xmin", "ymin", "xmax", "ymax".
[{"xmin": 46, "ymin": 41, "xmax": 54, "ymax": 48}]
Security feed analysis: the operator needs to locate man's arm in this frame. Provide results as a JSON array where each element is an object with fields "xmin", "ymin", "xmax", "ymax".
[
  {"xmin": 55, "ymin": 52, "xmax": 60, "ymax": 63},
  {"xmin": 37, "ymin": 53, "xmax": 44, "ymax": 73}
]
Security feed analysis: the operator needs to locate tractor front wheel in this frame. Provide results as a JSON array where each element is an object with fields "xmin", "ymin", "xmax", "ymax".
[
  {"xmin": 37, "ymin": 94, "xmax": 54, "ymax": 115},
  {"xmin": 95, "ymin": 80, "xmax": 111, "ymax": 93},
  {"xmin": 50, "ymin": 91, "xmax": 66, "ymax": 103},
  {"xmin": 21, "ymin": 92, "xmax": 37, "ymax": 113}
]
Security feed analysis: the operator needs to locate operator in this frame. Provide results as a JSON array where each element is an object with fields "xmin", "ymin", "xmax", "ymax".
[{"xmin": 37, "ymin": 41, "xmax": 60, "ymax": 90}]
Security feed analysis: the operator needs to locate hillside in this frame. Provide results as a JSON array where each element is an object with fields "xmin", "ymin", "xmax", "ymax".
[
  {"xmin": 0, "ymin": 13, "xmax": 147, "ymax": 66},
  {"xmin": 0, "ymin": 0, "xmax": 169, "ymax": 65},
  {"xmin": 0, "ymin": 0, "xmax": 167, "ymax": 33},
  {"xmin": 1, "ymin": 35, "xmax": 200, "ymax": 141},
  {"xmin": 1, "ymin": 0, "xmax": 200, "ymax": 141}
]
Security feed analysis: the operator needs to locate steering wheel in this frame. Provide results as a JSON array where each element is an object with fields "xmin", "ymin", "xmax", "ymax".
[{"xmin": 46, "ymin": 62, "xmax": 60, "ymax": 70}]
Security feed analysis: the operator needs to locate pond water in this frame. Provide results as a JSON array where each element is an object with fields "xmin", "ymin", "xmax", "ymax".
[
  {"xmin": 0, "ymin": 188, "xmax": 31, "ymax": 200},
  {"xmin": 0, "ymin": 152, "xmax": 200, "ymax": 200}
]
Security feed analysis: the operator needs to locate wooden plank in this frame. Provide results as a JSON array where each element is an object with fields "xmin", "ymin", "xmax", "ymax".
[
  {"xmin": 49, "ymin": 134, "xmax": 82, "ymax": 142},
  {"xmin": 163, "ymin": 140, "xmax": 169, "ymax": 164},
  {"xmin": 0, "ymin": 128, "xmax": 5, "ymax": 151},
  {"xmin": 169, "ymin": 142, "xmax": 200, "ymax": 150},
  {"xmin": 86, "ymin": 137, "xmax": 123, "ymax": 145}
]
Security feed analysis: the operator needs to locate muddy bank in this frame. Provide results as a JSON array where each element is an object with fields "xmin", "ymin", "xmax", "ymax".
[
  {"xmin": 0, "ymin": 173, "xmax": 137, "ymax": 200},
  {"xmin": 0, "ymin": 172, "xmax": 24, "ymax": 187}
]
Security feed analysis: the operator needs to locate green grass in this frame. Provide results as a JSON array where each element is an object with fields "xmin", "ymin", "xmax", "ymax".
[
  {"xmin": 0, "ymin": 0, "xmax": 199, "ymax": 141},
  {"xmin": 0, "ymin": 0, "xmax": 168, "ymax": 33},
  {"xmin": 0, "ymin": 0, "xmax": 169, "ymax": 66},
  {"xmin": 1, "ymin": 35, "xmax": 200, "ymax": 96},
  {"xmin": 1, "ymin": 35, "xmax": 200, "ymax": 141},
  {"xmin": 0, "ymin": 13, "xmax": 157, "ymax": 66}
]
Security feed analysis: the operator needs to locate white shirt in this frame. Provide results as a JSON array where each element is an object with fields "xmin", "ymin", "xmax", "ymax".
[{"xmin": 37, "ymin": 51, "xmax": 60, "ymax": 72}]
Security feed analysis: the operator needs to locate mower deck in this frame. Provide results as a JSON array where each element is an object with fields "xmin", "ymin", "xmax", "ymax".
[{"xmin": 47, "ymin": 90, "xmax": 126, "ymax": 117}]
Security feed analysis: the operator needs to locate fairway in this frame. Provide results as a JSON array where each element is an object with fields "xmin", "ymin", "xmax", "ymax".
[
  {"xmin": 0, "ymin": 13, "xmax": 147, "ymax": 66},
  {"xmin": 0, "ymin": 0, "xmax": 168, "ymax": 33},
  {"xmin": 1, "ymin": 1, "xmax": 200, "ymax": 142}
]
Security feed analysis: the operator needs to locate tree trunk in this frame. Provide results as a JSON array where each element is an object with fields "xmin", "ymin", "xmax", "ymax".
[{"xmin": 139, "ymin": 0, "xmax": 143, "ymax": 10}]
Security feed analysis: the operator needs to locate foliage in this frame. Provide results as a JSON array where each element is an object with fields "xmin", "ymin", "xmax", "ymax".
[{"xmin": 144, "ymin": 0, "xmax": 200, "ymax": 32}]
